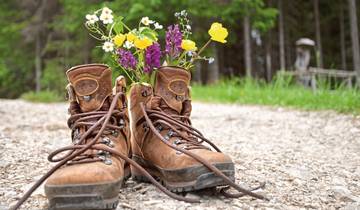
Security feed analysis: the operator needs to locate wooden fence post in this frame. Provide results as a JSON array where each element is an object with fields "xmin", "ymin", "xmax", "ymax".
[{"xmin": 311, "ymin": 72, "xmax": 317, "ymax": 91}]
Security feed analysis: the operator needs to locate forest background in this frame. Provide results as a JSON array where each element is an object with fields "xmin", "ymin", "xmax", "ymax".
[{"xmin": 1, "ymin": 0, "xmax": 359, "ymax": 113}]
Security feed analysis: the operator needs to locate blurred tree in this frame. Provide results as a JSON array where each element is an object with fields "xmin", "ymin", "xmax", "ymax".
[
  {"xmin": 314, "ymin": 0, "xmax": 323, "ymax": 68},
  {"xmin": 0, "ymin": 1, "xmax": 33, "ymax": 97},
  {"xmin": 0, "ymin": 0, "xmax": 278, "ymax": 97},
  {"xmin": 278, "ymin": 0, "xmax": 285, "ymax": 71},
  {"xmin": 348, "ymin": 0, "xmax": 360, "ymax": 83},
  {"xmin": 243, "ymin": 15, "xmax": 252, "ymax": 77},
  {"xmin": 340, "ymin": 1, "xmax": 347, "ymax": 70}
]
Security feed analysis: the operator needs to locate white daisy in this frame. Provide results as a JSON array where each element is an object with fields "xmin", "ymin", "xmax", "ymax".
[
  {"xmin": 102, "ymin": 41, "xmax": 114, "ymax": 52},
  {"xmin": 123, "ymin": 40, "xmax": 134, "ymax": 49},
  {"xmin": 208, "ymin": 57, "xmax": 215, "ymax": 64},
  {"xmin": 85, "ymin": 14, "xmax": 99, "ymax": 24},
  {"xmin": 100, "ymin": 13, "xmax": 113, "ymax": 24},
  {"xmin": 141, "ymin": 17, "xmax": 154, "ymax": 26},
  {"xmin": 154, "ymin": 22, "xmax": 163, "ymax": 29},
  {"xmin": 102, "ymin": 7, "xmax": 113, "ymax": 15}
]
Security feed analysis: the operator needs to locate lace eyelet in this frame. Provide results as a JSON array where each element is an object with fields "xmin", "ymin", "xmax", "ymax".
[
  {"xmin": 175, "ymin": 95, "xmax": 184, "ymax": 101},
  {"xmin": 97, "ymin": 150, "xmax": 105, "ymax": 155},
  {"xmin": 98, "ymin": 151, "xmax": 112, "ymax": 165},
  {"xmin": 111, "ymin": 130, "xmax": 118, "ymax": 137},
  {"xmin": 104, "ymin": 159, "xmax": 112, "ymax": 165},
  {"xmin": 156, "ymin": 125, "xmax": 163, "ymax": 131},
  {"xmin": 174, "ymin": 138, "xmax": 181, "ymax": 145},
  {"xmin": 108, "ymin": 141, "xmax": 115, "ymax": 148},
  {"xmin": 142, "ymin": 123, "xmax": 149, "ymax": 131},
  {"xmin": 168, "ymin": 130, "xmax": 174, "ymax": 137},
  {"xmin": 142, "ymin": 90, "xmax": 148, "ymax": 97},
  {"xmin": 72, "ymin": 129, "xmax": 81, "ymax": 144},
  {"xmin": 101, "ymin": 137, "xmax": 115, "ymax": 148},
  {"xmin": 83, "ymin": 95, "xmax": 91, "ymax": 101}
]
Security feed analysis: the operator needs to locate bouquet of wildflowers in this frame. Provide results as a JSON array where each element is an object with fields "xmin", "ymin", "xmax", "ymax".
[{"xmin": 85, "ymin": 8, "xmax": 228, "ymax": 84}]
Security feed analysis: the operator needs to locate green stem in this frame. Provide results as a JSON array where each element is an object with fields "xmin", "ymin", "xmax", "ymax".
[
  {"xmin": 87, "ymin": 32, "xmax": 102, "ymax": 41},
  {"xmin": 178, "ymin": 51, "xmax": 186, "ymax": 61},
  {"xmin": 183, "ymin": 39, "xmax": 212, "ymax": 70},
  {"xmin": 197, "ymin": 39, "xmax": 212, "ymax": 57},
  {"xmin": 122, "ymin": 22, "xmax": 132, "ymax": 32},
  {"xmin": 175, "ymin": 51, "xmax": 187, "ymax": 66},
  {"xmin": 87, "ymin": 23, "xmax": 108, "ymax": 40},
  {"xmin": 108, "ymin": 23, "xmax": 115, "ymax": 37},
  {"xmin": 123, "ymin": 68, "xmax": 135, "ymax": 83},
  {"xmin": 133, "ymin": 50, "xmax": 144, "ymax": 82},
  {"xmin": 132, "ymin": 68, "xmax": 141, "ymax": 82}
]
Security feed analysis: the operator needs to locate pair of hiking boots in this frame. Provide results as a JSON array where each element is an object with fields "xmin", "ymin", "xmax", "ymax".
[{"xmin": 12, "ymin": 64, "xmax": 265, "ymax": 210}]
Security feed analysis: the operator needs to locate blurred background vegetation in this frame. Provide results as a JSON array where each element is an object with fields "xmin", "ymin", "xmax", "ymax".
[{"xmin": 0, "ymin": 0, "xmax": 359, "ymax": 113}]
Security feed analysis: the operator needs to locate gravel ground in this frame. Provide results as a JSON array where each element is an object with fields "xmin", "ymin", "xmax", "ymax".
[{"xmin": 0, "ymin": 99, "xmax": 359, "ymax": 210}]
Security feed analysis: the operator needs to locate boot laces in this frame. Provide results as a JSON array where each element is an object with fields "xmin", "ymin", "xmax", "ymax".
[
  {"xmin": 48, "ymin": 107, "xmax": 127, "ymax": 166},
  {"xmin": 144, "ymin": 96, "xmax": 221, "ymax": 152},
  {"xmin": 11, "ymin": 92, "xmax": 201, "ymax": 210},
  {"xmin": 139, "ymin": 96, "xmax": 268, "ymax": 201}
]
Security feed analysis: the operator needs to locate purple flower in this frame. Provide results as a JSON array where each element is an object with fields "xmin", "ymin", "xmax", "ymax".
[
  {"xmin": 165, "ymin": 24, "xmax": 182, "ymax": 57},
  {"xmin": 144, "ymin": 42, "xmax": 161, "ymax": 73},
  {"xmin": 117, "ymin": 49, "xmax": 137, "ymax": 70}
]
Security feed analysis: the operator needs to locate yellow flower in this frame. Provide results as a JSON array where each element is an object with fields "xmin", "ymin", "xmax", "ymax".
[
  {"xmin": 134, "ymin": 37, "xmax": 153, "ymax": 49},
  {"xmin": 208, "ymin": 22, "xmax": 228, "ymax": 43},
  {"xmin": 181, "ymin": 39, "xmax": 197, "ymax": 51},
  {"xmin": 126, "ymin": 33, "xmax": 136, "ymax": 42},
  {"xmin": 113, "ymin": 34, "xmax": 126, "ymax": 47}
]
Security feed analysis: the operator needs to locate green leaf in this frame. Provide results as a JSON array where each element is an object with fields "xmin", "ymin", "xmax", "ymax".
[
  {"xmin": 114, "ymin": 16, "xmax": 124, "ymax": 34},
  {"xmin": 139, "ymin": 27, "xmax": 158, "ymax": 41}
]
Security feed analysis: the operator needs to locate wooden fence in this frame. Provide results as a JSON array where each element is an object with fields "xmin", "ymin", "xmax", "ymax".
[{"xmin": 281, "ymin": 67, "xmax": 357, "ymax": 90}]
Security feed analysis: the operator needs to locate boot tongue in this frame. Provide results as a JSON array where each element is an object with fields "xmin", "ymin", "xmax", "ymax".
[
  {"xmin": 154, "ymin": 66, "xmax": 191, "ymax": 114},
  {"xmin": 66, "ymin": 64, "xmax": 112, "ymax": 112}
]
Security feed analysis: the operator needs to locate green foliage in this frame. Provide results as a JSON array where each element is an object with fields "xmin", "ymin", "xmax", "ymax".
[
  {"xmin": 20, "ymin": 91, "xmax": 64, "ymax": 103},
  {"xmin": 221, "ymin": 0, "xmax": 278, "ymax": 33},
  {"xmin": 0, "ymin": 0, "xmax": 277, "ymax": 98},
  {"xmin": 41, "ymin": 60, "xmax": 67, "ymax": 93},
  {"xmin": 0, "ymin": 1, "xmax": 34, "ymax": 98},
  {"xmin": 192, "ymin": 77, "xmax": 360, "ymax": 114}
]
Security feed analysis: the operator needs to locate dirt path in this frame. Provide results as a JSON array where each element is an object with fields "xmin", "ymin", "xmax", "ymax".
[{"xmin": 0, "ymin": 99, "xmax": 359, "ymax": 210}]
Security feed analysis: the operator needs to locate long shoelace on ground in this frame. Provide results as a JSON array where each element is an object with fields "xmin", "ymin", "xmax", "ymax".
[
  {"xmin": 11, "ymin": 92, "xmax": 201, "ymax": 210},
  {"xmin": 139, "ymin": 100, "xmax": 268, "ymax": 200}
]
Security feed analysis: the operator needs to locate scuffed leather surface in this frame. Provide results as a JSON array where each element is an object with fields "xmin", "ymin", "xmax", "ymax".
[
  {"xmin": 46, "ymin": 65, "xmax": 130, "ymax": 186},
  {"xmin": 154, "ymin": 66, "xmax": 190, "ymax": 113},
  {"xmin": 130, "ymin": 80, "xmax": 233, "ymax": 178},
  {"xmin": 46, "ymin": 134, "xmax": 129, "ymax": 185},
  {"xmin": 67, "ymin": 64, "xmax": 112, "ymax": 112},
  {"xmin": 129, "ymin": 83, "xmax": 153, "ymax": 159},
  {"xmin": 73, "ymin": 77, "xmax": 99, "ymax": 96}
]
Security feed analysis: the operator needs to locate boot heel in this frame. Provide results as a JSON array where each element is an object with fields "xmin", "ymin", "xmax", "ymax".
[{"xmin": 130, "ymin": 165, "xmax": 152, "ymax": 183}]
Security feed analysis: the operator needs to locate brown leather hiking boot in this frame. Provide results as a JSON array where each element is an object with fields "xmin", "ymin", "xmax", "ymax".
[
  {"xmin": 43, "ymin": 64, "xmax": 131, "ymax": 210},
  {"xmin": 12, "ymin": 66, "xmax": 266, "ymax": 210},
  {"xmin": 12, "ymin": 65, "xmax": 206, "ymax": 210},
  {"xmin": 129, "ymin": 66, "xmax": 236, "ymax": 192}
]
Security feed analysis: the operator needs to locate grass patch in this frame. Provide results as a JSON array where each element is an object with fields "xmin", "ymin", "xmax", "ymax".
[
  {"xmin": 192, "ymin": 77, "xmax": 360, "ymax": 114},
  {"xmin": 20, "ymin": 90, "xmax": 64, "ymax": 103},
  {"xmin": 17, "ymin": 77, "xmax": 360, "ymax": 114}
]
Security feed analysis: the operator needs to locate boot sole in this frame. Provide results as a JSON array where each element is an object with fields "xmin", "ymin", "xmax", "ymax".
[
  {"xmin": 45, "ymin": 167, "xmax": 130, "ymax": 210},
  {"xmin": 131, "ymin": 155, "xmax": 235, "ymax": 192}
]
